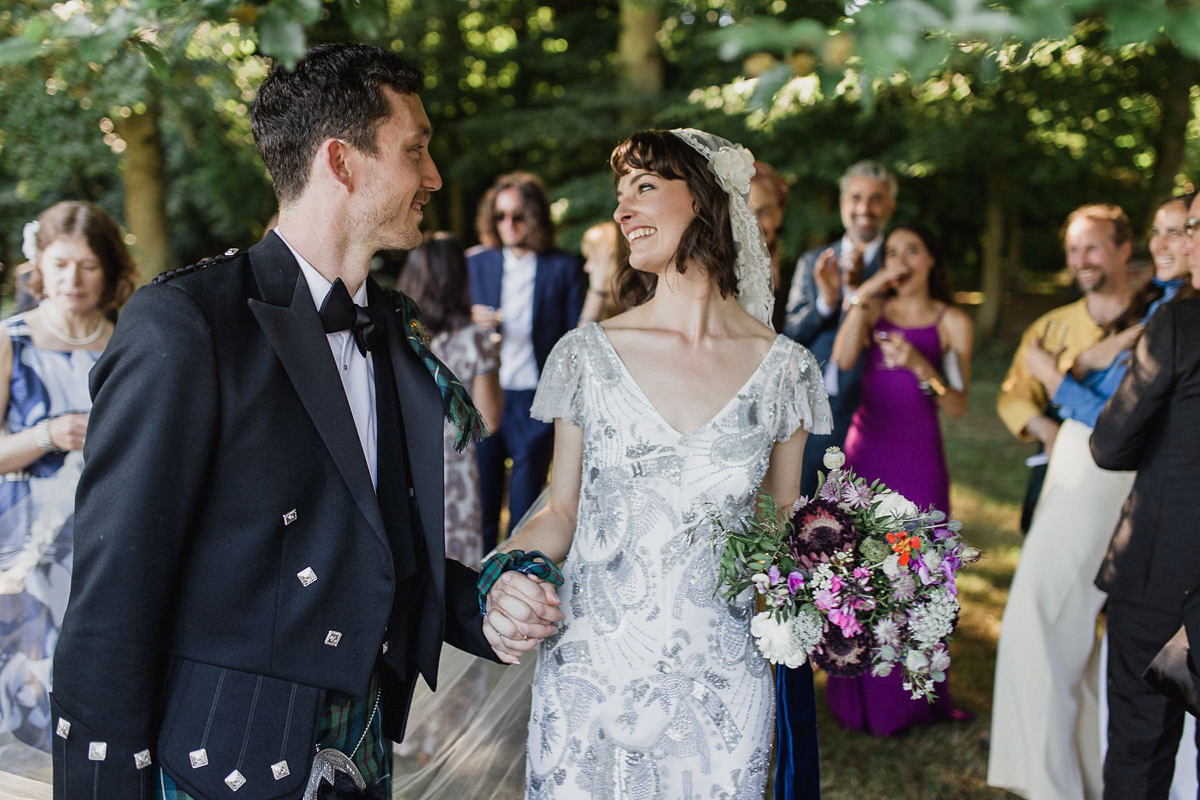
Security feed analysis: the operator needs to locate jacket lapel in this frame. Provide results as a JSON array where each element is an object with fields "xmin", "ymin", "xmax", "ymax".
[
  {"xmin": 368, "ymin": 280, "xmax": 446, "ymax": 577},
  {"xmin": 245, "ymin": 234, "xmax": 388, "ymax": 546}
]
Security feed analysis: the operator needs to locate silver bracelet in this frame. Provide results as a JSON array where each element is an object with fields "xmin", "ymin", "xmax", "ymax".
[{"xmin": 34, "ymin": 420, "xmax": 60, "ymax": 454}]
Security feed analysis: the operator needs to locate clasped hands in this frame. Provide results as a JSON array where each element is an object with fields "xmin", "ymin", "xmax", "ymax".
[{"xmin": 482, "ymin": 571, "xmax": 563, "ymax": 665}]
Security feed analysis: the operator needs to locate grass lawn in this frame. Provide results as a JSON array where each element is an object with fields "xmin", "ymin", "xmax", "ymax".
[{"xmin": 811, "ymin": 294, "xmax": 1067, "ymax": 800}]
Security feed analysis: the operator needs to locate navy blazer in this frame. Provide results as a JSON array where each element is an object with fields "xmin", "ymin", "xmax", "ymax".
[
  {"xmin": 466, "ymin": 247, "xmax": 584, "ymax": 375},
  {"xmin": 51, "ymin": 233, "xmax": 493, "ymax": 799},
  {"xmin": 1092, "ymin": 297, "xmax": 1200, "ymax": 614},
  {"xmin": 783, "ymin": 239, "xmax": 882, "ymax": 436}
]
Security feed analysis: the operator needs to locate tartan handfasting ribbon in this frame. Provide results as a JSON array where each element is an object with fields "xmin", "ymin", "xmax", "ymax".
[
  {"xmin": 385, "ymin": 288, "xmax": 490, "ymax": 452},
  {"xmin": 477, "ymin": 549, "xmax": 565, "ymax": 616}
]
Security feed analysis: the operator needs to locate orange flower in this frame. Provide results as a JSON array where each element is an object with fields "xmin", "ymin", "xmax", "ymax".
[{"xmin": 886, "ymin": 531, "xmax": 923, "ymax": 567}]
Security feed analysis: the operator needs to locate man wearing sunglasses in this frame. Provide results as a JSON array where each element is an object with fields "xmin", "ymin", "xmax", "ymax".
[{"xmin": 468, "ymin": 172, "xmax": 584, "ymax": 554}]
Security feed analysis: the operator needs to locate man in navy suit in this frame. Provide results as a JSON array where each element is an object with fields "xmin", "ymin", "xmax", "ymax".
[
  {"xmin": 775, "ymin": 160, "xmax": 895, "ymax": 800},
  {"xmin": 468, "ymin": 173, "xmax": 584, "ymax": 553},
  {"xmin": 783, "ymin": 160, "xmax": 897, "ymax": 497},
  {"xmin": 51, "ymin": 44, "xmax": 554, "ymax": 800}
]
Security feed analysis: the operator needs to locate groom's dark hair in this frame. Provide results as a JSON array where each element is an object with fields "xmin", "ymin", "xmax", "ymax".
[{"xmin": 252, "ymin": 42, "xmax": 424, "ymax": 206}]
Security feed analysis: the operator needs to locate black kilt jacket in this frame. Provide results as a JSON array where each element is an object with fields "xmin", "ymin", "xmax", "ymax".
[{"xmin": 50, "ymin": 232, "xmax": 494, "ymax": 800}]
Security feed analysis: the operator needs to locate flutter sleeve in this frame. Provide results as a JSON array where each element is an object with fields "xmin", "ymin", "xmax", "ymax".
[
  {"xmin": 530, "ymin": 327, "xmax": 588, "ymax": 427},
  {"xmin": 773, "ymin": 339, "xmax": 833, "ymax": 442}
]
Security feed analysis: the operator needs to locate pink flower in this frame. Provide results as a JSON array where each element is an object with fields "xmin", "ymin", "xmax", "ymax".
[
  {"xmin": 829, "ymin": 605, "xmax": 862, "ymax": 638},
  {"xmin": 768, "ymin": 565, "xmax": 782, "ymax": 586},
  {"xmin": 814, "ymin": 588, "xmax": 839, "ymax": 611}
]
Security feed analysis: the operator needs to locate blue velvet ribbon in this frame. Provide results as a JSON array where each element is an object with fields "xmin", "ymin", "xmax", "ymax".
[{"xmin": 774, "ymin": 661, "xmax": 821, "ymax": 799}]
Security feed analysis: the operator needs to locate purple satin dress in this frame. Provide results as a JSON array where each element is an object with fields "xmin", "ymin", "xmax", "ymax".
[{"xmin": 825, "ymin": 312, "xmax": 956, "ymax": 736}]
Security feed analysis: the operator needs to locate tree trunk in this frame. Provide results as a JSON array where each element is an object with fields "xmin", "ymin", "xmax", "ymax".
[
  {"xmin": 115, "ymin": 101, "xmax": 169, "ymax": 283},
  {"xmin": 618, "ymin": 0, "xmax": 662, "ymax": 94},
  {"xmin": 976, "ymin": 172, "xmax": 1006, "ymax": 343},
  {"xmin": 1147, "ymin": 53, "xmax": 1195, "ymax": 227},
  {"xmin": 1147, "ymin": 51, "xmax": 1198, "ymax": 228}
]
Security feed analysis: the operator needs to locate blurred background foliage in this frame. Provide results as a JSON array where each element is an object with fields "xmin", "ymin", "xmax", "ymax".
[{"xmin": 0, "ymin": 0, "xmax": 1198, "ymax": 338}]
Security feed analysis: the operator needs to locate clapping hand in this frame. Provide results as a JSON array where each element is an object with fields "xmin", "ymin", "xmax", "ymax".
[
  {"xmin": 483, "ymin": 572, "xmax": 563, "ymax": 665},
  {"xmin": 813, "ymin": 248, "xmax": 842, "ymax": 310}
]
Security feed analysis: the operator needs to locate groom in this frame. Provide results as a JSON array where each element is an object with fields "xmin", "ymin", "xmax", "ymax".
[{"xmin": 51, "ymin": 43, "xmax": 553, "ymax": 800}]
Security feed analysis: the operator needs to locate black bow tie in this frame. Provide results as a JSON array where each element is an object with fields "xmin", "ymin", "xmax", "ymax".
[{"xmin": 318, "ymin": 278, "xmax": 379, "ymax": 355}]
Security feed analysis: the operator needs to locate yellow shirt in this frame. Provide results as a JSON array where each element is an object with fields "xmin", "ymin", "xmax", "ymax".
[{"xmin": 996, "ymin": 297, "xmax": 1106, "ymax": 441}]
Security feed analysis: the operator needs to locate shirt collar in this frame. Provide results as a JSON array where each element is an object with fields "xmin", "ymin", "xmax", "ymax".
[{"xmin": 274, "ymin": 228, "xmax": 368, "ymax": 310}]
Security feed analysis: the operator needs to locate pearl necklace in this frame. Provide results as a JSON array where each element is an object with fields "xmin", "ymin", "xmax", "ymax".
[{"xmin": 39, "ymin": 306, "xmax": 105, "ymax": 347}]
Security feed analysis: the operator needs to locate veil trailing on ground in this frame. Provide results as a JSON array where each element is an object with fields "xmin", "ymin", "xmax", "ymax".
[
  {"xmin": 0, "ymin": 508, "xmax": 544, "ymax": 800},
  {"xmin": 388, "ymin": 491, "xmax": 550, "ymax": 799},
  {"xmin": 0, "ymin": 650, "xmax": 534, "ymax": 800}
]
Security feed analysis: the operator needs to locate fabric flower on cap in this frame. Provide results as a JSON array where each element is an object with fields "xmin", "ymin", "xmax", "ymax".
[{"xmin": 710, "ymin": 144, "xmax": 756, "ymax": 196}]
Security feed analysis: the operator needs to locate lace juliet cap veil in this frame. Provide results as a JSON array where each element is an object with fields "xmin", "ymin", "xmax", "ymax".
[{"xmin": 668, "ymin": 128, "xmax": 774, "ymax": 328}]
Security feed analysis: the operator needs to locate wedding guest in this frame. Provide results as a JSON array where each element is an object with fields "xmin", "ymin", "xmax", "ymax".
[
  {"xmin": 783, "ymin": 160, "xmax": 896, "ymax": 496},
  {"xmin": 1094, "ymin": 192, "xmax": 1198, "ymax": 800},
  {"xmin": 778, "ymin": 159, "xmax": 895, "ymax": 798},
  {"xmin": 468, "ymin": 172, "xmax": 585, "ymax": 553},
  {"xmin": 576, "ymin": 221, "xmax": 624, "ymax": 324},
  {"xmin": 748, "ymin": 160, "xmax": 791, "ymax": 331},
  {"xmin": 485, "ymin": 128, "xmax": 830, "ymax": 797},
  {"xmin": 1091, "ymin": 195, "xmax": 1200, "ymax": 796},
  {"xmin": 989, "ymin": 204, "xmax": 1137, "ymax": 800},
  {"xmin": 0, "ymin": 201, "xmax": 134, "ymax": 752},
  {"xmin": 827, "ymin": 222, "xmax": 973, "ymax": 735}
]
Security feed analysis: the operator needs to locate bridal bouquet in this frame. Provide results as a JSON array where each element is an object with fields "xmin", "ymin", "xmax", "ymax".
[{"xmin": 710, "ymin": 448, "xmax": 979, "ymax": 701}]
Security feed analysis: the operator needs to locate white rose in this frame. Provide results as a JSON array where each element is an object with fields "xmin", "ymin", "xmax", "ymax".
[
  {"xmin": 750, "ymin": 612, "xmax": 809, "ymax": 668},
  {"xmin": 905, "ymin": 648, "xmax": 930, "ymax": 674},
  {"xmin": 710, "ymin": 145, "xmax": 756, "ymax": 195},
  {"xmin": 881, "ymin": 553, "xmax": 901, "ymax": 579},
  {"xmin": 875, "ymin": 491, "xmax": 919, "ymax": 522}
]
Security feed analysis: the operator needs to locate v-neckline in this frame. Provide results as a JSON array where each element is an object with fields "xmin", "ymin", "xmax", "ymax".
[{"xmin": 591, "ymin": 324, "xmax": 781, "ymax": 439}]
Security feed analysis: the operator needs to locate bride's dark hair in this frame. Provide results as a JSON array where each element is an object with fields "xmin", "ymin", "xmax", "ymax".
[{"xmin": 609, "ymin": 130, "xmax": 738, "ymax": 309}]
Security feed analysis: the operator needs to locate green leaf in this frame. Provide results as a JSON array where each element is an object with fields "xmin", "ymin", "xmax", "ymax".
[
  {"xmin": 0, "ymin": 36, "xmax": 44, "ymax": 66},
  {"xmin": 1168, "ymin": 9, "xmax": 1200, "ymax": 59},
  {"xmin": 1105, "ymin": 6, "xmax": 1168, "ymax": 46},
  {"xmin": 257, "ymin": 13, "xmax": 307, "ymax": 67},
  {"xmin": 341, "ymin": 0, "xmax": 389, "ymax": 40}
]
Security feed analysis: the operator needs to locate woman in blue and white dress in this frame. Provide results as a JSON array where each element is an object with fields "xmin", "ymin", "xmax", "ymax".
[{"xmin": 0, "ymin": 201, "xmax": 135, "ymax": 754}]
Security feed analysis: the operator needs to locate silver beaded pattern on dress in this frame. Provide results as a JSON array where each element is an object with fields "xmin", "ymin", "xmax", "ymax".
[{"xmin": 524, "ymin": 325, "xmax": 831, "ymax": 799}]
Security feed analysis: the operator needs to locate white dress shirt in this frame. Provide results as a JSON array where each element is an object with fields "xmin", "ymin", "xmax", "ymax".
[
  {"xmin": 276, "ymin": 231, "xmax": 378, "ymax": 487},
  {"xmin": 498, "ymin": 247, "xmax": 540, "ymax": 391}
]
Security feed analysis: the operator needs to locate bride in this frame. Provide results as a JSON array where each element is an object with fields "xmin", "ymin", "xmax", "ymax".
[{"xmin": 483, "ymin": 128, "xmax": 830, "ymax": 798}]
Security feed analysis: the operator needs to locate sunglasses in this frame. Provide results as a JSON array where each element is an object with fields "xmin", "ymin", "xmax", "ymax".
[{"xmin": 493, "ymin": 211, "xmax": 526, "ymax": 224}]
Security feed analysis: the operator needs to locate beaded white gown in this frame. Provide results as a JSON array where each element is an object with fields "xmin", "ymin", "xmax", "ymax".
[{"xmin": 524, "ymin": 323, "xmax": 830, "ymax": 800}]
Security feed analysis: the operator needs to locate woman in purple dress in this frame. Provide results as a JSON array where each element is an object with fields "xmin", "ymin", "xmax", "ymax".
[{"xmin": 827, "ymin": 222, "xmax": 974, "ymax": 736}]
